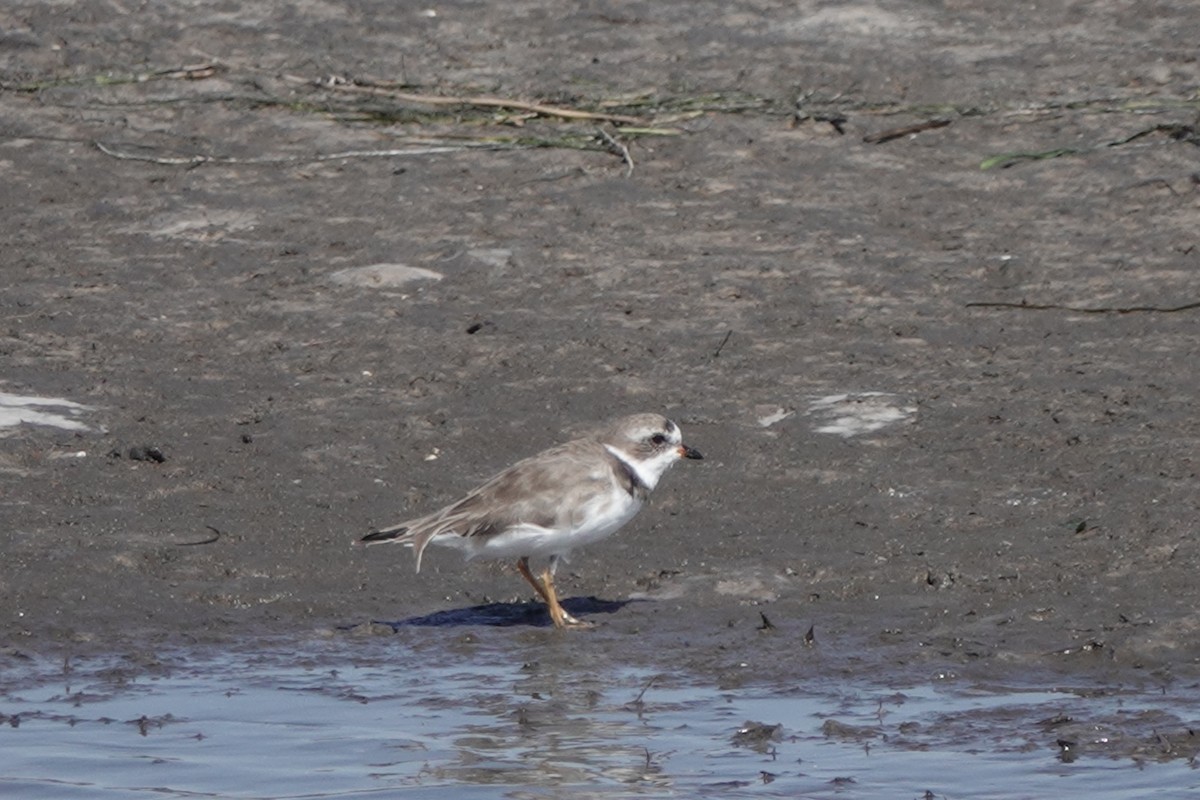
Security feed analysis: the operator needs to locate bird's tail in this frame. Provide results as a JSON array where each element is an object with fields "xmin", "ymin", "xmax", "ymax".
[
  {"xmin": 360, "ymin": 524, "xmax": 410, "ymax": 545},
  {"xmin": 359, "ymin": 524, "xmax": 437, "ymax": 573}
]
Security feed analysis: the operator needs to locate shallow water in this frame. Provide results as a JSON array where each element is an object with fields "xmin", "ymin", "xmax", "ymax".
[{"xmin": 2, "ymin": 643, "xmax": 1197, "ymax": 799}]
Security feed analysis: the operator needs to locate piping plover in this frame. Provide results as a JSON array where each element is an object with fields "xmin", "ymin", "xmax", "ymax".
[{"xmin": 361, "ymin": 412, "xmax": 703, "ymax": 628}]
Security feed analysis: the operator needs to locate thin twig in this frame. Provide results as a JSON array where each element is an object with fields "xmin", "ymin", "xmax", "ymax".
[
  {"xmin": 595, "ymin": 127, "xmax": 634, "ymax": 176},
  {"xmin": 94, "ymin": 139, "xmax": 523, "ymax": 166},
  {"xmin": 980, "ymin": 122, "xmax": 1198, "ymax": 169},
  {"xmin": 863, "ymin": 118, "xmax": 951, "ymax": 144},
  {"xmin": 326, "ymin": 80, "xmax": 646, "ymax": 125},
  {"xmin": 712, "ymin": 330, "xmax": 733, "ymax": 358},
  {"xmin": 151, "ymin": 63, "xmax": 219, "ymax": 80},
  {"xmin": 176, "ymin": 525, "xmax": 222, "ymax": 546},
  {"xmin": 966, "ymin": 300, "xmax": 1200, "ymax": 314},
  {"xmin": 95, "ymin": 141, "xmax": 208, "ymax": 165},
  {"xmin": 632, "ymin": 674, "xmax": 661, "ymax": 705}
]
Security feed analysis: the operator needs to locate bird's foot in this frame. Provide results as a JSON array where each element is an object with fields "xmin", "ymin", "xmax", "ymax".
[{"xmin": 559, "ymin": 613, "xmax": 596, "ymax": 630}]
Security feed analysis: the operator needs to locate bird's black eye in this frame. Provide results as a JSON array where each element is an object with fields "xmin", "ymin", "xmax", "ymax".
[{"xmin": 650, "ymin": 433, "xmax": 668, "ymax": 446}]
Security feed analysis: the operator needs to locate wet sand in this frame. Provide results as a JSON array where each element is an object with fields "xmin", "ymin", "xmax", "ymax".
[{"xmin": 3, "ymin": 0, "xmax": 1200, "ymax": 747}]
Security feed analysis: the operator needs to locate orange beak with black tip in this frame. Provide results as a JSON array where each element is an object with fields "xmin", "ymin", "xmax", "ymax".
[{"xmin": 678, "ymin": 443, "xmax": 704, "ymax": 460}]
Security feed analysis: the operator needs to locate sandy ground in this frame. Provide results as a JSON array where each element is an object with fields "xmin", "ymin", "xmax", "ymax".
[{"xmin": 3, "ymin": 0, "xmax": 1200, "ymax": 706}]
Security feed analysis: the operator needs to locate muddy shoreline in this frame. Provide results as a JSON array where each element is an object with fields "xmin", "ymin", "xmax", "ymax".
[{"xmin": 3, "ymin": 0, "xmax": 1200, "ymax": 710}]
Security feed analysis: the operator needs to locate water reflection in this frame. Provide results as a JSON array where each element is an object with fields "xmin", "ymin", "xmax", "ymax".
[{"xmin": 1, "ymin": 644, "xmax": 1197, "ymax": 798}]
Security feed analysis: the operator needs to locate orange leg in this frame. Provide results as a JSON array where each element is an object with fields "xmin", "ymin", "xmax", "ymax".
[
  {"xmin": 517, "ymin": 557, "xmax": 552, "ymax": 605},
  {"xmin": 515, "ymin": 557, "xmax": 591, "ymax": 629}
]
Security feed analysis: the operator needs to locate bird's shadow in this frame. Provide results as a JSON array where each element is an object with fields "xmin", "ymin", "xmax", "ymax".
[{"xmin": 369, "ymin": 596, "xmax": 636, "ymax": 629}]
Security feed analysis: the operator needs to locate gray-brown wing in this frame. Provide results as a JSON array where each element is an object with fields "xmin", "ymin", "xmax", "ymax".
[{"xmin": 427, "ymin": 440, "xmax": 620, "ymax": 539}]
